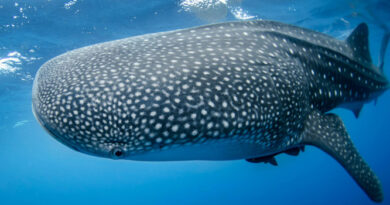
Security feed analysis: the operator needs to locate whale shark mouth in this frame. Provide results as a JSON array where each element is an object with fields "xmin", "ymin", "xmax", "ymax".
[{"xmin": 32, "ymin": 103, "xmax": 86, "ymax": 154}]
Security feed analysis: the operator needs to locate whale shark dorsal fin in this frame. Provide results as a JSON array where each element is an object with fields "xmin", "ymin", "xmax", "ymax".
[
  {"xmin": 346, "ymin": 23, "xmax": 372, "ymax": 64},
  {"xmin": 301, "ymin": 110, "xmax": 383, "ymax": 202}
]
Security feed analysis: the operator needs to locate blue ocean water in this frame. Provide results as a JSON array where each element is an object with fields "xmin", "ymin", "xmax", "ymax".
[{"xmin": 1, "ymin": 0, "xmax": 389, "ymax": 204}]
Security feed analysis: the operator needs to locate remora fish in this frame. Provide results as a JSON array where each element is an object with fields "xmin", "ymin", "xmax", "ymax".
[{"xmin": 32, "ymin": 20, "xmax": 389, "ymax": 202}]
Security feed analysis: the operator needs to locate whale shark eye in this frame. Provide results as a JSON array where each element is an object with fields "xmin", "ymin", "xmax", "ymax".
[{"xmin": 111, "ymin": 147, "xmax": 125, "ymax": 159}]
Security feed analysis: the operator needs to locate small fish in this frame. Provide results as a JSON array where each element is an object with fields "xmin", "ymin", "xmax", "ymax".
[{"xmin": 32, "ymin": 20, "xmax": 389, "ymax": 202}]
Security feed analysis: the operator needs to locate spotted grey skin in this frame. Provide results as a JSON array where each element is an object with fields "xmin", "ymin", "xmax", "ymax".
[{"xmin": 32, "ymin": 20, "xmax": 388, "ymax": 202}]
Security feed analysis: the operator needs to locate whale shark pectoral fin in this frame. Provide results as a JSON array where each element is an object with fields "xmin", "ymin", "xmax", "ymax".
[
  {"xmin": 246, "ymin": 146, "xmax": 305, "ymax": 165},
  {"xmin": 301, "ymin": 110, "xmax": 383, "ymax": 202},
  {"xmin": 246, "ymin": 156, "xmax": 278, "ymax": 166},
  {"xmin": 284, "ymin": 147, "xmax": 302, "ymax": 156}
]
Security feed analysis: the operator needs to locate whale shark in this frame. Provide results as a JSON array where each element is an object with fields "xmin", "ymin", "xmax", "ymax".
[{"xmin": 32, "ymin": 20, "xmax": 388, "ymax": 202}]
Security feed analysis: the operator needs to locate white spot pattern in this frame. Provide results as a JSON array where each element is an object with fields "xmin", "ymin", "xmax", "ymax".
[{"xmin": 32, "ymin": 20, "xmax": 389, "ymax": 160}]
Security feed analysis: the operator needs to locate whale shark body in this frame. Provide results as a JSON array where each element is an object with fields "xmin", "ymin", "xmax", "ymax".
[{"xmin": 32, "ymin": 20, "xmax": 388, "ymax": 202}]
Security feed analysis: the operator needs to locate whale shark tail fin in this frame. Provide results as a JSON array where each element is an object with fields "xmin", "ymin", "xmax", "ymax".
[
  {"xmin": 301, "ymin": 110, "xmax": 383, "ymax": 202},
  {"xmin": 346, "ymin": 23, "xmax": 373, "ymax": 64}
]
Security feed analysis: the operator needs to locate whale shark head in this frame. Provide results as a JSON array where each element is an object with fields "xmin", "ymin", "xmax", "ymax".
[
  {"xmin": 32, "ymin": 96, "xmax": 129, "ymax": 160},
  {"xmin": 32, "ymin": 61, "xmax": 133, "ymax": 159}
]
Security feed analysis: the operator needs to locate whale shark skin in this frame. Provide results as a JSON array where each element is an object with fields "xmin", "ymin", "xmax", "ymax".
[{"xmin": 32, "ymin": 20, "xmax": 389, "ymax": 202}]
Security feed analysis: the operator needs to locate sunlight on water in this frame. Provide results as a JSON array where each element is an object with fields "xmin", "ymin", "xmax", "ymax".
[
  {"xmin": 0, "ymin": 52, "xmax": 22, "ymax": 74},
  {"xmin": 12, "ymin": 120, "xmax": 29, "ymax": 128},
  {"xmin": 64, "ymin": 0, "xmax": 78, "ymax": 10},
  {"xmin": 230, "ymin": 7, "xmax": 256, "ymax": 20},
  {"xmin": 0, "ymin": 51, "xmax": 37, "ymax": 81},
  {"xmin": 179, "ymin": 0, "xmax": 229, "ymax": 22},
  {"xmin": 179, "ymin": 0, "xmax": 254, "ymax": 22}
]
